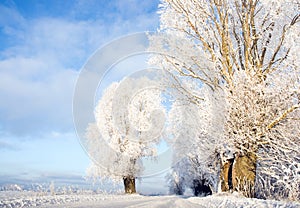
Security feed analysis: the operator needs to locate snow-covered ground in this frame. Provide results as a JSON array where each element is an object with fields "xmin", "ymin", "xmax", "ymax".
[{"xmin": 1, "ymin": 191, "xmax": 300, "ymax": 208}]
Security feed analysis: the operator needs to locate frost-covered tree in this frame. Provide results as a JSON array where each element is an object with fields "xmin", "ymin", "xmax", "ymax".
[
  {"xmin": 166, "ymin": 158, "xmax": 187, "ymax": 195},
  {"xmin": 167, "ymin": 156, "xmax": 214, "ymax": 196},
  {"xmin": 85, "ymin": 77, "xmax": 165, "ymax": 194},
  {"xmin": 49, "ymin": 181, "xmax": 55, "ymax": 196},
  {"xmin": 166, "ymin": 85, "xmax": 224, "ymax": 194},
  {"xmin": 149, "ymin": 0, "xmax": 300, "ymax": 199}
]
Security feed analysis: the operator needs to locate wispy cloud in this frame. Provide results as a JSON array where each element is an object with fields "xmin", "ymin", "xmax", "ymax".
[
  {"xmin": 0, "ymin": 140, "xmax": 19, "ymax": 151},
  {"xmin": 0, "ymin": 0, "xmax": 159, "ymax": 138}
]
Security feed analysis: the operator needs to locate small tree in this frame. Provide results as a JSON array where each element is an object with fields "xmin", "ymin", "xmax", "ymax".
[
  {"xmin": 167, "ymin": 165, "xmax": 185, "ymax": 195},
  {"xmin": 49, "ymin": 181, "xmax": 55, "ymax": 196},
  {"xmin": 85, "ymin": 77, "xmax": 164, "ymax": 194}
]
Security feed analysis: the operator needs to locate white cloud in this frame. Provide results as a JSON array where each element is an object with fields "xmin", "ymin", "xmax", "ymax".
[
  {"xmin": 0, "ymin": 139, "xmax": 19, "ymax": 151},
  {"xmin": 0, "ymin": 1, "xmax": 159, "ymax": 138},
  {"xmin": 0, "ymin": 65, "xmax": 77, "ymax": 136},
  {"xmin": 0, "ymin": 4, "xmax": 25, "ymax": 29}
]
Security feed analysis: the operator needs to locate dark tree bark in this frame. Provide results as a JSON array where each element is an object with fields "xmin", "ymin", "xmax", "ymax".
[
  {"xmin": 172, "ymin": 181, "xmax": 184, "ymax": 195},
  {"xmin": 123, "ymin": 176, "xmax": 136, "ymax": 194},
  {"xmin": 220, "ymin": 158, "xmax": 234, "ymax": 192},
  {"xmin": 227, "ymin": 158, "xmax": 235, "ymax": 190},
  {"xmin": 192, "ymin": 179, "xmax": 212, "ymax": 196}
]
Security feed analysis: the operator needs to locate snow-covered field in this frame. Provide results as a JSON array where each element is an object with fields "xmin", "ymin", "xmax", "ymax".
[{"xmin": 1, "ymin": 191, "xmax": 300, "ymax": 208}]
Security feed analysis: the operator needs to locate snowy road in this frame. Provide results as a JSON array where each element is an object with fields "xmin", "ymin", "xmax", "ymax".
[
  {"xmin": 42, "ymin": 195, "xmax": 207, "ymax": 208},
  {"xmin": 1, "ymin": 191, "xmax": 300, "ymax": 208}
]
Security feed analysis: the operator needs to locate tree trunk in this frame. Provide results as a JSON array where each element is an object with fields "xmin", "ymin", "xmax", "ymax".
[
  {"xmin": 220, "ymin": 152, "xmax": 256, "ymax": 197},
  {"xmin": 220, "ymin": 158, "xmax": 234, "ymax": 192},
  {"xmin": 123, "ymin": 176, "xmax": 136, "ymax": 194},
  {"xmin": 232, "ymin": 152, "xmax": 256, "ymax": 197},
  {"xmin": 192, "ymin": 179, "xmax": 212, "ymax": 196},
  {"xmin": 171, "ymin": 180, "xmax": 184, "ymax": 195}
]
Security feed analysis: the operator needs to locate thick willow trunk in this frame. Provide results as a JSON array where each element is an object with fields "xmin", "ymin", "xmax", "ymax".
[
  {"xmin": 232, "ymin": 152, "xmax": 257, "ymax": 197},
  {"xmin": 220, "ymin": 152, "xmax": 256, "ymax": 197},
  {"xmin": 123, "ymin": 176, "xmax": 136, "ymax": 194}
]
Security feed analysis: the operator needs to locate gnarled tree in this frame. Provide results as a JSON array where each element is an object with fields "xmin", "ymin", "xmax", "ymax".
[{"xmin": 149, "ymin": 0, "xmax": 300, "ymax": 199}]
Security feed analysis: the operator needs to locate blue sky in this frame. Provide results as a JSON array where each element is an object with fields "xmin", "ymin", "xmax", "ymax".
[{"xmin": 0, "ymin": 0, "xmax": 161, "ymax": 186}]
